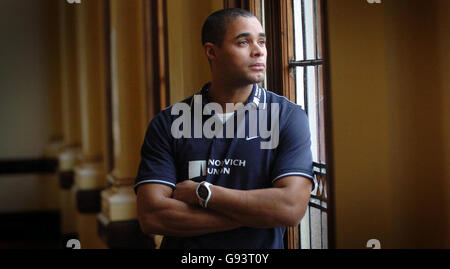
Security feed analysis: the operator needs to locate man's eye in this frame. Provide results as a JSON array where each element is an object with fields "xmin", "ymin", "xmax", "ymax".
[
  {"xmin": 239, "ymin": 40, "xmax": 249, "ymax": 45},
  {"xmin": 258, "ymin": 40, "xmax": 266, "ymax": 45}
]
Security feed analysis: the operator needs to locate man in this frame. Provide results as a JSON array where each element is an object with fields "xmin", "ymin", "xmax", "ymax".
[{"xmin": 135, "ymin": 8, "xmax": 314, "ymax": 249}]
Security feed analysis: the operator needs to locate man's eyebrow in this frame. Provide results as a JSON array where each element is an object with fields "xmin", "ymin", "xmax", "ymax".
[{"xmin": 234, "ymin": 32, "xmax": 266, "ymax": 39}]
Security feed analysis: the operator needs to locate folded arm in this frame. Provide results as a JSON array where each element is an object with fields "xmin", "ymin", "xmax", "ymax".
[
  {"xmin": 173, "ymin": 176, "xmax": 312, "ymax": 228},
  {"xmin": 137, "ymin": 183, "xmax": 241, "ymax": 237},
  {"xmin": 210, "ymin": 176, "xmax": 311, "ymax": 227}
]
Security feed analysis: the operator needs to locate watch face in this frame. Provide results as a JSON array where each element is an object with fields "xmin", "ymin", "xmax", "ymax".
[{"xmin": 198, "ymin": 184, "xmax": 209, "ymax": 199}]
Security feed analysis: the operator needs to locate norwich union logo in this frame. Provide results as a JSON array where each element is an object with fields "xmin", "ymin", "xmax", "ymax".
[{"xmin": 188, "ymin": 160, "xmax": 207, "ymax": 181}]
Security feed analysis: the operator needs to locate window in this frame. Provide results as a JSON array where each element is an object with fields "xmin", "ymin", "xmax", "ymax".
[
  {"xmin": 291, "ymin": 0, "xmax": 329, "ymax": 249},
  {"xmin": 252, "ymin": 0, "xmax": 333, "ymax": 249}
]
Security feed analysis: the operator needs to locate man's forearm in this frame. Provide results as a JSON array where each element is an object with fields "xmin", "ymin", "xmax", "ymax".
[
  {"xmin": 206, "ymin": 179, "xmax": 310, "ymax": 228},
  {"xmin": 140, "ymin": 196, "xmax": 240, "ymax": 237}
]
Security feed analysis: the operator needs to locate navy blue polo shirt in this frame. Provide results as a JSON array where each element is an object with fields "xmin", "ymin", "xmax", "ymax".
[{"xmin": 135, "ymin": 82, "xmax": 314, "ymax": 249}]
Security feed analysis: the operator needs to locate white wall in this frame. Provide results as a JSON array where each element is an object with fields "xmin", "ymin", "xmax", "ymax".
[
  {"xmin": 0, "ymin": 0, "xmax": 52, "ymax": 159},
  {"xmin": 0, "ymin": 0, "xmax": 59, "ymax": 212}
]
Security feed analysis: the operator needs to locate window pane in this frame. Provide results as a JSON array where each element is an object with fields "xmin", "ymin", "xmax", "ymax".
[
  {"xmin": 322, "ymin": 174, "xmax": 328, "ymax": 201},
  {"xmin": 304, "ymin": 0, "xmax": 315, "ymax": 60},
  {"xmin": 300, "ymin": 206, "xmax": 310, "ymax": 249},
  {"xmin": 315, "ymin": 0, "xmax": 323, "ymax": 59},
  {"xmin": 317, "ymin": 65, "xmax": 326, "ymax": 163},
  {"xmin": 295, "ymin": 67, "xmax": 305, "ymax": 109},
  {"xmin": 261, "ymin": 0, "xmax": 265, "ymax": 29},
  {"xmin": 310, "ymin": 207, "xmax": 321, "ymax": 249},
  {"xmin": 295, "ymin": 66, "xmax": 323, "ymax": 163},
  {"xmin": 293, "ymin": 0, "xmax": 319, "ymax": 61},
  {"xmin": 322, "ymin": 211, "xmax": 328, "ymax": 249},
  {"xmin": 307, "ymin": 66, "xmax": 318, "ymax": 162},
  {"xmin": 311, "ymin": 173, "xmax": 318, "ymax": 197},
  {"xmin": 293, "ymin": 0, "xmax": 304, "ymax": 61}
]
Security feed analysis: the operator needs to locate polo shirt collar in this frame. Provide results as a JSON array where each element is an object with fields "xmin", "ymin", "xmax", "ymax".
[{"xmin": 195, "ymin": 82, "xmax": 267, "ymax": 110}]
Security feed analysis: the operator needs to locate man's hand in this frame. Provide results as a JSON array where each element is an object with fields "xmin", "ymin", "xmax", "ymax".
[{"xmin": 173, "ymin": 180, "xmax": 199, "ymax": 205}]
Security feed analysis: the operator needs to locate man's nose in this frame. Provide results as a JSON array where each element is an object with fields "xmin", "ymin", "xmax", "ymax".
[{"xmin": 251, "ymin": 43, "xmax": 265, "ymax": 57}]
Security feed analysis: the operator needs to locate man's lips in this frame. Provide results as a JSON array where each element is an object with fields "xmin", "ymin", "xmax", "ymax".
[{"xmin": 249, "ymin": 63, "xmax": 265, "ymax": 71}]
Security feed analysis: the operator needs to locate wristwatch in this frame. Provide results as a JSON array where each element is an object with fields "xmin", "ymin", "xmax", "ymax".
[{"xmin": 196, "ymin": 181, "xmax": 212, "ymax": 208}]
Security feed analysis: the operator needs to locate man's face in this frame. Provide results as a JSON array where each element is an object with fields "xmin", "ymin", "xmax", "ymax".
[{"xmin": 213, "ymin": 16, "xmax": 267, "ymax": 85}]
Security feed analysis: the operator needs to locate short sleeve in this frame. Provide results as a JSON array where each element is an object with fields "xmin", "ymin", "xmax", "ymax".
[
  {"xmin": 270, "ymin": 106, "xmax": 315, "ymax": 192},
  {"xmin": 134, "ymin": 113, "xmax": 177, "ymax": 193}
]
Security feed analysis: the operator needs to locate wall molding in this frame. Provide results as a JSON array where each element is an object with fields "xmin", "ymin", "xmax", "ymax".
[{"xmin": 0, "ymin": 158, "xmax": 58, "ymax": 175}]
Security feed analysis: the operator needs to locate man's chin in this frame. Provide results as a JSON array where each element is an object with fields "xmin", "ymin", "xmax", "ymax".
[
  {"xmin": 245, "ymin": 73, "xmax": 265, "ymax": 84},
  {"xmin": 250, "ymin": 76, "xmax": 265, "ymax": 84},
  {"xmin": 228, "ymin": 74, "xmax": 265, "ymax": 87}
]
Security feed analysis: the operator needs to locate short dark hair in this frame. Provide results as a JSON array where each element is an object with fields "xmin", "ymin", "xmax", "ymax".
[{"xmin": 201, "ymin": 8, "xmax": 257, "ymax": 47}]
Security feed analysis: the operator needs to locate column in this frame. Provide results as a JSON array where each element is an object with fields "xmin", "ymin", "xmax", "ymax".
[
  {"xmin": 97, "ymin": 0, "xmax": 154, "ymax": 248},
  {"xmin": 57, "ymin": 0, "xmax": 82, "ymax": 242},
  {"xmin": 74, "ymin": 0, "xmax": 108, "ymax": 249}
]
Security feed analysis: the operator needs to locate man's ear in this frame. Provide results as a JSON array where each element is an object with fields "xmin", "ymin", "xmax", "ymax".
[{"xmin": 204, "ymin": 42, "xmax": 217, "ymax": 61}]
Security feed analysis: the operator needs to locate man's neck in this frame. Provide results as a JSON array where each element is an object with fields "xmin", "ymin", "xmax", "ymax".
[{"xmin": 207, "ymin": 81, "xmax": 254, "ymax": 113}]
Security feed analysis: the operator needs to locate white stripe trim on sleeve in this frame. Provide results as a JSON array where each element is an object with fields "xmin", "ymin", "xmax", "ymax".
[
  {"xmin": 134, "ymin": 179, "xmax": 176, "ymax": 189},
  {"xmin": 272, "ymin": 172, "xmax": 314, "ymax": 183}
]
